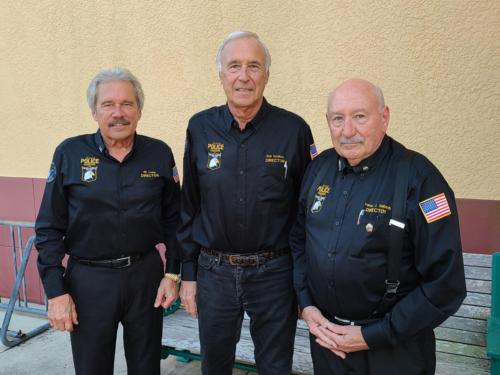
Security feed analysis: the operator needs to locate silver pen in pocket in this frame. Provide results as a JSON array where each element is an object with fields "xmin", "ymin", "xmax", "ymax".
[{"xmin": 357, "ymin": 209, "xmax": 365, "ymax": 225}]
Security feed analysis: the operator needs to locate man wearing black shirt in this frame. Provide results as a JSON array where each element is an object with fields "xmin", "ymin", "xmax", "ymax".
[
  {"xmin": 177, "ymin": 31, "xmax": 315, "ymax": 375},
  {"xmin": 291, "ymin": 79, "xmax": 466, "ymax": 374},
  {"xmin": 35, "ymin": 67, "xmax": 180, "ymax": 375}
]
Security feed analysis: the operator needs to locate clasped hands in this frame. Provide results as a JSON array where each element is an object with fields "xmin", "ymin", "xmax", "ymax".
[{"xmin": 302, "ymin": 306, "xmax": 369, "ymax": 358}]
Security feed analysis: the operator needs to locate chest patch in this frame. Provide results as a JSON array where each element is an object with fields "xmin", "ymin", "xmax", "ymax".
[
  {"xmin": 80, "ymin": 156, "xmax": 100, "ymax": 183},
  {"xmin": 140, "ymin": 170, "xmax": 160, "ymax": 178},
  {"xmin": 207, "ymin": 142, "xmax": 224, "ymax": 170},
  {"xmin": 363, "ymin": 202, "xmax": 392, "ymax": 216},
  {"xmin": 310, "ymin": 184, "xmax": 331, "ymax": 213}
]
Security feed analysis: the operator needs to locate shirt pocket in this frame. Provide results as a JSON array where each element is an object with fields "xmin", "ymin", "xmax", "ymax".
[
  {"xmin": 350, "ymin": 213, "xmax": 391, "ymax": 258},
  {"xmin": 257, "ymin": 164, "xmax": 288, "ymax": 202}
]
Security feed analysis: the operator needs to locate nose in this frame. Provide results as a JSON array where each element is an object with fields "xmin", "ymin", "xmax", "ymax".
[
  {"xmin": 111, "ymin": 104, "xmax": 124, "ymax": 117},
  {"xmin": 237, "ymin": 67, "xmax": 250, "ymax": 81},
  {"xmin": 342, "ymin": 117, "xmax": 356, "ymax": 137}
]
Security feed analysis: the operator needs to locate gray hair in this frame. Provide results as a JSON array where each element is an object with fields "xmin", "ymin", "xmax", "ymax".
[
  {"xmin": 373, "ymin": 85, "xmax": 385, "ymax": 111},
  {"xmin": 216, "ymin": 31, "xmax": 271, "ymax": 73},
  {"xmin": 86, "ymin": 67, "xmax": 145, "ymax": 112}
]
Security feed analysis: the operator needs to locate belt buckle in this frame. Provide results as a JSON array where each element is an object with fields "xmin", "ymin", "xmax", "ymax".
[
  {"xmin": 228, "ymin": 254, "xmax": 241, "ymax": 266},
  {"xmin": 334, "ymin": 316, "xmax": 355, "ymax": 326},
  {"xmin": 115, "ymin": 256, "xmax": 132, "ymax": 268},
  {"xmin": 228, "ymin": 254, "xmax": 258, "ymax": 266}
]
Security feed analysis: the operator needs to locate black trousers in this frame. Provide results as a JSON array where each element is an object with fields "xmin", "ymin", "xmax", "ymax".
[
  {"xmin": 65, "ymin": 251, "xmax": 164, "ymax": 375},
  {"xmin": 310, "ymin": 328, "xmax": 436, "ymax": 375},
  {"xmin": 197, "ymin": 252, "xmax": 298, "ymax": 375}
]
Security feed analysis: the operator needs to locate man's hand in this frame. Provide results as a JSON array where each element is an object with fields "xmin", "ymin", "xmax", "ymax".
[
  {"xmin": 48, "ymin": 293, "xmax": 78, "ymax": 332},
  {"xmin": 154, "ymin": 277, "xmax": 179, "ymax": 309},
  {"xmin": 302, "ymin": 306, "xmax": 346, "ymax": 358},
  {"xmin": 319, "ymin": 324, "xmax": 369, "ymax": 354},
  {"xmin": 179, "ymin": 281, "xmax": 197, "ymax": 319}
]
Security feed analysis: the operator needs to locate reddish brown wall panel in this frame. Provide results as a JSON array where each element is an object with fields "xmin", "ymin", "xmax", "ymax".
[
  {"xmin": 0, "ymin": 176, "xmax": 499, "ymax": 305},
  {"xmin": 456, "ymin": 198, "xmax": 500, "ymax": 254}
]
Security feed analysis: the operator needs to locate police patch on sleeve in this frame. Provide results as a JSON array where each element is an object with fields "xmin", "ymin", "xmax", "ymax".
[{"xmin": 46, "ymin": 162, "xmax": 56, "ymax": 183}]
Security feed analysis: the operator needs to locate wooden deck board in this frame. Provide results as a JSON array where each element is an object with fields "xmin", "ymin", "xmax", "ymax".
[
  {"xmin": 435, "ymin": 326, "xmax": 486, "ymax": 346},
  {"xmin": 162, "ymin": 253, "xmax": 493, "ymax": 374}
]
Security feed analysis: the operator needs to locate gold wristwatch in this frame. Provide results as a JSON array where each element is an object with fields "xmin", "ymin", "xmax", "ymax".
[{"xmin": 164, "ymin": 273, "xmax": 180, "ymax": 283}]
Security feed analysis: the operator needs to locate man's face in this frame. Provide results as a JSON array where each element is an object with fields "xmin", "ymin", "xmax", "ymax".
[
  {"xmin": 92, "ymin": 80, "xmax": 141, "ymax": 143},
  {"xmin": 326, "ymin": 80, "xmax": 389, "ymax": 166},
  {"xmin": 219, "ymin": 37, "xmax": 269, "ymax": 112}
]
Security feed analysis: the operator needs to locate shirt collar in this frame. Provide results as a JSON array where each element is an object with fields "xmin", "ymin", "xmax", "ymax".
[
  {"xmin": 222, "ymin": 97, "xmax": 271, "ymax": 132},
  {"xmin": 338, "ymin": 135, "xmax": 391, "ymax": 175},
  {"xmin": 93, "ymin": 130, "xmax": 139, "ymax": 156}
]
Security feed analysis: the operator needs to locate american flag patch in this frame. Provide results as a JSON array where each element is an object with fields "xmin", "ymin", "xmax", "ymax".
[
  {"xmin": 310, "ymin": 143, "xmax": 318, "ymax": 159},
  {"xmin": 172, "ymin": 165, "xmax": 179, "ymax": 183},
  {"xmin": 419, "ymin": 193, "xmax": 451, "ymax": 223}
]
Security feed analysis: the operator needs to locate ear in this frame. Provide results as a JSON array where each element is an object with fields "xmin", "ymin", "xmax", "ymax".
[
  {"xmin": 381, "ymin": 106, "xmax": 390, "ymax": 132},
  {"xmin": 91, "ymin": 110, "xmax": 98, "ymax": 121},
  {"xmin": 265, "ymin": 70, "xmax": 270, "ymax": 84},
  {"xmin": 137, "ymin": 110, "xmax": 142, "ymax": 120}
]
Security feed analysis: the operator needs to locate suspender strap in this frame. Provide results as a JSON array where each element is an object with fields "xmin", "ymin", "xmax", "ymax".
[{"xmin": 371, "ymin": 148, "xmax": 414, "ymax": 317}]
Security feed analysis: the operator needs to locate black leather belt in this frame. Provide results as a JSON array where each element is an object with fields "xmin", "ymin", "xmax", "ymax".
[
  {"xmin": 72, "ymin": 254, "xmax": 143, "ymax": 269},
  {"xmin": 201, "ymin": 248, "xmax": 290, "ymax": 266}
]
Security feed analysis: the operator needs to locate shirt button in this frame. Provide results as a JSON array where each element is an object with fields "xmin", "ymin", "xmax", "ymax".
[
  {"xmin": 343, "ymin": 190, "xmax": 348, "ymax": 196},
  {"xmin": 238, "ymin": 223, "xmax": 244, "ymax": 229},
  {"xmin": 240, "ymin": 143, "xmax": 245, "ymax": 148},
  {"xmin": 239, "ymin": 170, "xmax": 244, "ymax": 175},
  {"xmin": 335, "ymin": 220, "xmax": 340, "ymax": 226},
  {"xmin": 239, "ymin": 197, "xmax": 245, "ymax": 203}
]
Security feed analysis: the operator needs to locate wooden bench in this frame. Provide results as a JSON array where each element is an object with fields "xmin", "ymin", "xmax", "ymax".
[{"xmin": 162, "ymin": 253, "xmax": 492, "ymax": 374}]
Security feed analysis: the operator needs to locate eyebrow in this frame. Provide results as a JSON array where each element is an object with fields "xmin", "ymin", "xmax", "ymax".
[
  {"xmin": 330, "ymin": 109, "xmax": 367, "ymax": 114},
  {"xmin": 226, "ymin": 59, "xmax": 263, "ymax": 66}
]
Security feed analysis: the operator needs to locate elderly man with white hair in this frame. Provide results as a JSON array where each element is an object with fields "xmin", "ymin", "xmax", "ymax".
[{"xmin": 178, "ymin": 31, "xmax": 315, "ymax": 374}]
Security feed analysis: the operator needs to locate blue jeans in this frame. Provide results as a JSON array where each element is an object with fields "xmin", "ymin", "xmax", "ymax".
[{"xmin": 197, "ymin": 251, "xmax": 297, "ymax": 375}]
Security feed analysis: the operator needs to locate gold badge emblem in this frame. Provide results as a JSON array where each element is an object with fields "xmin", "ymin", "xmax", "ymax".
[
  {"xmin": 310, "ymin": 184, "xmax": 331, "ymax": 213},
  {"xmin": 80, "ymin": 156, "xmax": 100, "ymax": 183},
  {"xmin": 207, "ymin": 142, "xmax": 224, "ymax": 170}
]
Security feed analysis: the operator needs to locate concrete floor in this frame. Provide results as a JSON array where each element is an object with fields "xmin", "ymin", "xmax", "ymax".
[{"xmin": 0, "ymin": 310, "xmax": 250, "ymax": 374}]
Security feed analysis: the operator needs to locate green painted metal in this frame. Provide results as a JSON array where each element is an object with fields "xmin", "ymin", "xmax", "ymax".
[
  {"xmin": 163, "ymin": 298, "xmax": 181, "ymax": 317},
  {"xmin": 488, "ymin": 252, "xmax": 500, "ymax": 375}
]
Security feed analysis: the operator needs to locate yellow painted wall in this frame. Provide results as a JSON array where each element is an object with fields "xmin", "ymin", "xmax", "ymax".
[{"xmin": 1, "ymin": 0, "xmax": 499, "ymax": 199}]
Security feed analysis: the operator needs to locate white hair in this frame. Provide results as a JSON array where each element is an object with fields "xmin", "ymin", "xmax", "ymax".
[{"xmin": 216, "ymin": 31, "xmax": 271, "ymax": 73}]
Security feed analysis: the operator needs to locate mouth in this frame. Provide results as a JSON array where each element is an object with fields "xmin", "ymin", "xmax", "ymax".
[
  {"xmin": 109, "ymin": 120, "xmax": 130, "ymax": 128},
  {"xmin": 235, "ymin": 88, "xmax": 253, "ymax": 92}
]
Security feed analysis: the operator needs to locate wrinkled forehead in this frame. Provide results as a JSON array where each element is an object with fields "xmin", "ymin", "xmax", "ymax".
[
  {"xmin": 96, "ymin": 80, "xmax": 137, "ymax": 101},
  {"xmin": 328, "ymin": 83, "xmax": 379, "ymax": 113},
  {"xmin": 220, "ymin": 37, "xmax": 266, "ymax": 64}
]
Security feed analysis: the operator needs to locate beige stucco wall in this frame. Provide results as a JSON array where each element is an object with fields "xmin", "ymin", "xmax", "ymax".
[{"xmin": 1, "ymin": 0, "xmax": 499, "ymax": 199}]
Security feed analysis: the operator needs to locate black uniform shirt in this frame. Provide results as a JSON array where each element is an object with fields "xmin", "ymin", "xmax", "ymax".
[
  {"xmin": 290, "ymin": 136, "xmax": 466, "ymax": 349},
  {"xmin": 35, "ymin": 131, "xmax": 181, "ymax": 299},
  {"xmin": 178, "ymin": 98, "xmax": 314, "ymax": 280}
]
